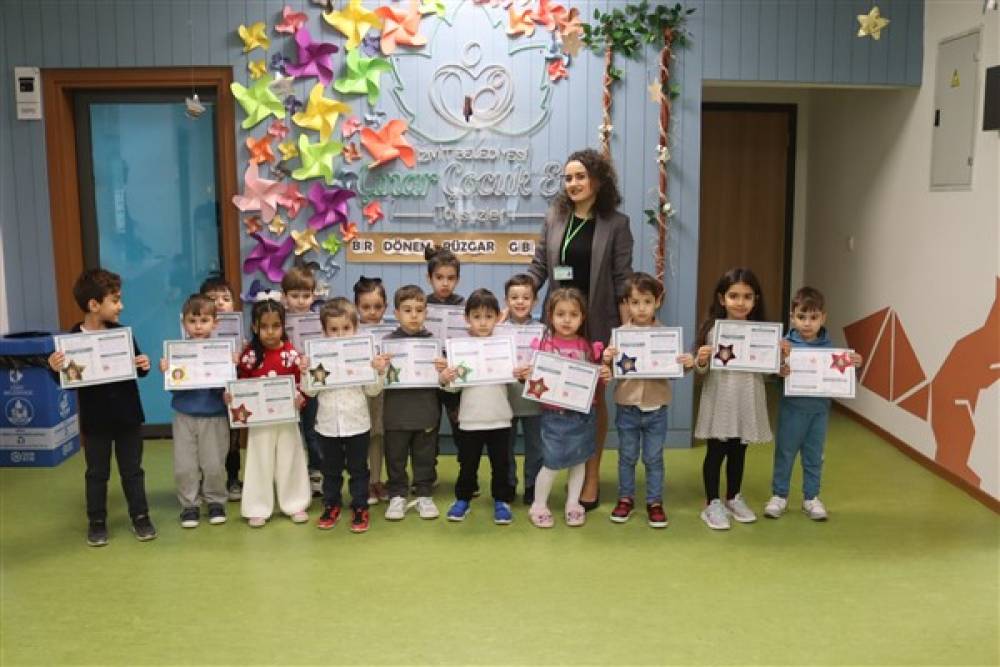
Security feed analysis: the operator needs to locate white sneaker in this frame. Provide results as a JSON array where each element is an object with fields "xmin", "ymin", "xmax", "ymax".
[
  {"xmin": 802, "ymin": 497, "xmax": 828, "ymax": 521},
  {"xmin": 414, "ymin": 496, "xmax": 439, "ymax": 519},
  {"xmin": 764, "ymin": 495, "xmax": 788, "ymax": 519},
  {"xmin": 700, "ymin": 499, "xmax": 731, "ymax": 530},
  {"xmin": 724, "ymin": 494, "xmax": 757, "ymax": 523},
  {"xmin": 385, "ymin": 496, "xmax": 407, "ymax": 521}
]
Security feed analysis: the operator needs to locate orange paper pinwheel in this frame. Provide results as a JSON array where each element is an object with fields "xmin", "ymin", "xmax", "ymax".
[
  {"xmin": 342, "ymin": 142, "xmax": 361, "ymax": 163},
  {"xmin": 529, "ymin": 0, "xmax": 562, "ymax": 31},
  {"xmin": 340, "ymin": 221, "xmax": 359, "ymax": 242},
  {"xmin": 374, "ymin": 0, "xmax": 428, "ymax": 55},
  {"xmin": 246, "ymin": 135, "xmax": 276, "ymax": 165},
  {"xmin": 360, "ymin": 119, "xmax": 415, "ymax": 169},
  {"xmin": 507, "ymin": 6, "xmax": 535, "ymax": 37}
]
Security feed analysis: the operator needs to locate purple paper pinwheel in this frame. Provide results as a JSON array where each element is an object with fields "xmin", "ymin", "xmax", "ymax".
[
  {"xmin": 284, "ymin": 94, "xmax": 304, "ymax": 116},
  {"xmin": 270, "ymin": 53, "xmax": 290, "ymax": 74},
  {"xmin": 284, "ymin": 27, "xmax": 340, "ymax": 87},
  {"xmin": 307, "ymin": 182, "xmax": 356, "ymax": 231},
  {"xmin": 243, "ymin": 233, "xmax": 295, "ymax": 282}
]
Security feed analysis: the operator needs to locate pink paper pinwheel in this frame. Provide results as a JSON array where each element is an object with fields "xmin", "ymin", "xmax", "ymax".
[
  {"xmin": 242, "ymin": 215, "xmax": 263, "ymax": 236},
  {"xmin": 275, "ymin": 5, "xmax": 308, "ymax": 34},
  {"xmin": 341, "ymin": 116, "xmax": 362, "ymax": 138},
  {"xmin": 277, "ymin": 182, "xmax": 307, "ymax": 219},
  {"xmin": 530, "ymin": 0, "xmax": 563, "ymax": 31},
  {"xmin": 374, "ymin": 0, "xmax": 427, "ymax": 55},
  {"xmin": 284, "ymin": 27, "xmax": 340, "ymax": 86},
  {"xmin": 547, "ymin": 58, "xmax": 568, "ymax": 82},
  {"xmin": 507, "ymin": 5, "xmax": 535, "ymax": 37},
  {"xmin": 362, "ymin": 200, "xmax": 384, "ymax": 225},
  {"xmin": 307, "ymin": 182, "xmax": 357, "ymax": 231},
  {"xmin": 268, "ymin": 119, "xmax": 290, "ymax": 140},
  {"xmin": 360, "ymin": 119, "xmax": 416, "ymax": 169},
  {"xmin": 232, "ymin": 164, "xmax": 287, "ymax": 222},
  {"xmin": 243, "ymin": 233, "xmax": 295, "ymax": 282},
  {"xmin": 554, "ymin": 6, "xmax": 583, "ymax": 37}
]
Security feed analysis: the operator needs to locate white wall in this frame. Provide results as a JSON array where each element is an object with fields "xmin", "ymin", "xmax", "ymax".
[{"xmin": 805, "ymin": 1, "xmax": 1000, "ymax": 498}]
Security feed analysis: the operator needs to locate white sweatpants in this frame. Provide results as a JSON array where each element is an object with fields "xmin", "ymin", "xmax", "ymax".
[{"xmin": 240, "ymin": 422, "xmax": 311, "ymax": 519}]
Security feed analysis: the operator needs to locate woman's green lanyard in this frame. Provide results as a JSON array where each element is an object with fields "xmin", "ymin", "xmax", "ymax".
[{"xmin": 560, "ymin": 213, "xmax": 590, "ymax": 264}]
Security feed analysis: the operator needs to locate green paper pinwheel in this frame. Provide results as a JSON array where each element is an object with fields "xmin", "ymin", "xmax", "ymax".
[
  {"xmin": 231, "ymin": 74, "xmax": 285, "ymax": 129},
  {"xmin": 292, "ymin": 134, "xmax": 343, "ymax": 184},
  {"xmin": 334, "ymin": 49, "xmax": 392, "ymax": 106},
  {"xmin": 321, "ymin": 232, "xmax": 342, "ymax": 256}
]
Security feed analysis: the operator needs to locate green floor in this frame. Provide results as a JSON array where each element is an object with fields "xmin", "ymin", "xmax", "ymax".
[{"xmin": 1, "ymin": 411, "xmax": 998, "ymax": 666}]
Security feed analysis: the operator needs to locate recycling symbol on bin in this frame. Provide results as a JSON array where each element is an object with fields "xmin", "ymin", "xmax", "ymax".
[{"xmin": 5, "ymin": 398, "xmax": 33, "ymax": 427}]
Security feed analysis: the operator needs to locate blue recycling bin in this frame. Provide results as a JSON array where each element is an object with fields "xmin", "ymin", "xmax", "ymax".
[{"xmin": 0, "ymin": 332, "xmax": 80, "ymax": 467}]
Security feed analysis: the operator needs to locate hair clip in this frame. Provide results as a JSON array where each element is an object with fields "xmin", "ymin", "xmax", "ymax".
[{"xmin": 255, "ymin": 289, "xmax": 284, "ymax": 303}]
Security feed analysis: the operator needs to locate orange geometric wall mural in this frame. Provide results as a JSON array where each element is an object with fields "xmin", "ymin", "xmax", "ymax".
[{"xmin": 844, "ymin": 278, "xmax": 1000, "ymax": 489}]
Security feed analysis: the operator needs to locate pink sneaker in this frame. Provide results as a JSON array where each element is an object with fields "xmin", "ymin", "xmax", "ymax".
[
  {"xmin": 247, "ymin": 517, "xmax": 266, "ymax": 528},
  {"xmin": 290, "ymin": 511, "xmax": 309, "ymax": 523}
]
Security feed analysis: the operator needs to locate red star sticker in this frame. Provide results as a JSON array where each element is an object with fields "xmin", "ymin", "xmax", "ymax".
[
  {"xmin": 527, "ymin": 376, "xmax": 549, "ymax": 399},
  {"xmin": 230, "ymin": 403, "xmax": 253, "ymax": 424}
]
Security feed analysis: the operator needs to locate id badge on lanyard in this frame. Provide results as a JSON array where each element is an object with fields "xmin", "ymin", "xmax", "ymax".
[{"xmin": 557, "ymin": 214, "xmax": 589, "ymax": 283}]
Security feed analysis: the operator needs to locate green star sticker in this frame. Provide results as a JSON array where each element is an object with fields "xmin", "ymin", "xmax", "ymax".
[
  {"xmin": 230, "ymin": 74, "xmax": 285, "ymax": 129},
  {"xmin": 455, "ymin": 362, "xmax": 472, "ymax": 382},
  {"xmin": 321, "ymin": 233, "xmax": 342, "ymax": 256},
  {"xmin": 334, "ymin": 48, "xmax": 392, "ymax": 106},
  {"xmin": 385, "ymin": 363, "xmax": 401, "ymax": 385},
  {"xmin": 292, "ymin": 134, "xmax": 343, "ymax": 184}
]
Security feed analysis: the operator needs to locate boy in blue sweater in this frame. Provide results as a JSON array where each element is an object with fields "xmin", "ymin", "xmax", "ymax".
[{"xmin": 766, "ymin": 287, "xmax": 862, "ymax": 521}]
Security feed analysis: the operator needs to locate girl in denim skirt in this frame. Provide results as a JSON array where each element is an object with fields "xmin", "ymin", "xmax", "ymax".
[{"xmin": 521, "ymin": 288, "xmax": 610, "ymax": 528}]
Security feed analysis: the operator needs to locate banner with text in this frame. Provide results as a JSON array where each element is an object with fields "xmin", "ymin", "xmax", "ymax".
[{"xmin": 347, "ymin": 233, "xmax": 541, "ymax": 264}]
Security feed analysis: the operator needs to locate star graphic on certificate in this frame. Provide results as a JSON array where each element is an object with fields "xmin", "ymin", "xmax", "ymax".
[
  {"xmin": 230, "ymin": 403, "xmax": 253, "ymax": 424},
  {"xmin": 830, "ymin": 352, "xmax": 853, "ymax": 374},
  {"xmin": 714, "ymin": 345, "xmax": 736, "ymax": 366},
  {"xmin": 310, "ymin": 363, "xmax": 330, "ymax": 385},
  {"xmin": 455, "ymin": 362, "xmax": 472, "ymax": 382},
  {"xmin": 385, "ymin": 363, "xmax": 401, "ymax": 385},
  {"xmin": 526, "ymin": 376, "xmax": 549, "ymax": 399},
  {"xmin": 616, "ymin": 353, "xmax": 638, "ymax": 374},
  {"xmin": 62, "ymin": 359, "xmax": 86, "ymax": 383}
]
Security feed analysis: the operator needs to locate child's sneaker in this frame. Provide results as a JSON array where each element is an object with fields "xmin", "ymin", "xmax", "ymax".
[
  {"xmin": 309, "ymin": 470, "xmax": 323, "ymax": 497},
  {"xmin": 207, "ymin": 503, "xmax": 227, "ymax": 525},
  {"xmin": 290, "ymin": 510, "xmax": 309, "ymax": 524},
  {"xmin": 317, "ymin": 505, "xmax": 341, "ymax": 529},
  {"xmin": 247, "ymin": 516, "xmax": 266, "ymax": 528},
  {"xmin": 350, "ymin": 508, "xmax": 370, "ymax": 533},
  {"xmin": 227, "ymin": 479, "xmax": 243, "ymax": 502},
  {"xmin": 447, "ymin": 500, "xmax": 471, "ymax": 521},
  {"xmin": 802, "ymin": 497, "xmax": 828, "ymax": 521},
  {"xmin": 646, "ymin": 502, "xmax": 668, "ymax": 528},
  {"xmin": 764, "ymin": 495, "xmax": 788, "ymax": 519},
  {"xmin": 700, "ymin": 499, "xmax": 731, "ymax": 530},
  {"xmin": 724, "ymin": 493, "xmax": 757, "ymax": 523},
  {"xmin": 131, "ymin": 514, "xmax": 157, "ymax": 541},
  {"xmin": 385, "ymin": 496, "xmax": 407, "ymax": 521},
  {"xmin": 87, "ymin": 520, "xmax": 109, "ymax": 547},
  {"xmin": 415, "ymin": 496, "xmax": 439, "ymax": 519},
  {"xmin": 180, "ymin": 507, "xmax": 200, "ymax": 528},
  {"xmin": 367, "ymin": 483, "xmax": 382, "ymax": 506},
  {"xmin": 493, "ymin": 501, "xmax": 513, "ymax": 525},
  {"xmin": 610, "ymin": 497, "xmax": 634, "ymax": 523}
]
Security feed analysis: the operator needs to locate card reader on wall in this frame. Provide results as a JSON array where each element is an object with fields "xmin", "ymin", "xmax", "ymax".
[
  {"xmin": 14, "ymin": 67, "xmax": 42, "ymax": 120},
  {"xmin": 985, "ymin": 66, "xmax": 999, "ymax": 131}
]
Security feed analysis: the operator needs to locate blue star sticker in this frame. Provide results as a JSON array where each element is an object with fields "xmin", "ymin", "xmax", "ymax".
[{"xmin": 616, "ymin": 353, "xmax": 638, "ymax": 374}]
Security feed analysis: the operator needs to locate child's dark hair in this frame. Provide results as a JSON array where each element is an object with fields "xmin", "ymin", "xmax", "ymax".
[
  {"xmin": 464, "ymin": 288, "xmax": 500, "ymax": 316},
  {"xmin": 504, "ymin": 273, "xmax": 537, "ymax": 299},
  {"xmin": 199, "ymin": 274, "xmax": 233, "ymax": 297},
  {"xmin": 320, "ymin": 297, "xmax": 359, "ymax": 328},
  {"xmin": 394, "ymin": 284, "xmax": 426, "ymax": 309},
  {"xmin": 281, "ymin": 265, "xmax": 316, "ymax": 293},
  {"xmin": 696, "ymin": 267, "xmax": 767, "ymax": 347},
  {"xmin": 72, "ymin": 268, "xmax": 121, "ymax": 311},
  {"xmin": 353, "ymin": 275, "xmax": 387, "ymax": 305},
  {"xmin": 424, "ymin": 244, "xmax": 461, "ymax": 277},
  {"xmin": 791, "ymin": 286, "xmax": 825, "ymax": 313},
  {"xmin": 182, "ymin": 293, "xmax": 217, "ymax": 319},
  {"xmin": 623, "ymin": 272, "xmax": 664, "ymax": 301},
  {"xmin": 248, "ymin": 299, "xmax": 286, "ymax": 369},
  {"xmin": 544, "ymin": 287, "xmax": 588, "ymax": 334}
]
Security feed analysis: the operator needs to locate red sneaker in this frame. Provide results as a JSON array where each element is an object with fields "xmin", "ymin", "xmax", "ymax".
[
  {"xmin": 610, "ymin": 497, "xmax": 634, "ymax": 523},
  {"xmin": 350, "ymin": 508, "xmax": 370, "ymax": 533},
  {"xmin": 317, "ymin": 505, "xmax": 341, "ymax": 530},
  {"xmin": 646, "ymin": 502, "xmax": 669, "ymax": 528}
]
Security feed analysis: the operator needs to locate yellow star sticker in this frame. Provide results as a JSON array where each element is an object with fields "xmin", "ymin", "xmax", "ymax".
[
  {"xmin": 323, "ymin": 0, "xmax": 383, "ymax": 50},
  {"xmin": 248, "ymin": 60, "xmax": 268, "ymax": 80},
  {"xmin": 278, "ymin": 140, "xmax": 298, "ymax": 161},
  {"xmin": 291, "ymin": 227, "xmax": 321, "ymax": 255},
  {"xmin": 647, "ymin": 80, "xmax": 666, "ymax": 104},
  {"xmin": 268, "ymin": 215, "xmax": 287, "ymax": 235},
  {"xmin": 292, "ymin": 83, "xmax": 352, "ymax": 142},
  {"xmin": 238, "ymin": 22, "xmax": 270, "ymax": 53},
  {"xmin": 857, "ymin": 6, "xmax": 890, "ymax": 40}
]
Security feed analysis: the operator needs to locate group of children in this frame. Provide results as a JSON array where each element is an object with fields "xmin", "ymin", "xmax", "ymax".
[{"xmin": 51, "ymin": 253, "xmax": 860, "ymax": 547}]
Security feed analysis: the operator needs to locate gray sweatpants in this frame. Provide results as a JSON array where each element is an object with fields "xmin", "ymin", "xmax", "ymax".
[
  {"xmin": 384, "ymin": 428, "xmax": 437, "ymax": 498},
  {"xmin": 173, "ymin": 412, "xmax": 230, "ymax": 508}
]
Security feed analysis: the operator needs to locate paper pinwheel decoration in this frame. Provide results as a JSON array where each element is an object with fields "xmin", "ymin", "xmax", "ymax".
[
  {"xmin": 270, "ymin": 54, "xmax": 290, "ymax": 76},
  {"xmin": 277, "ymin": 182, "xmax": 307, "ymax": 218},
  {"xmin": 321, "ymin": 232, "xmax": 342, "ymax": 256},
  {"xmin": 562, "ymin": 31, "xmax": 582, "ymax": 57},
  {"xmin": 246, "ymin": 135, "xmax": 276, "ymax": 165},
  {"xmin": 248, "ymin": 60, "xmax": 268, "ymax": 80},
  {"xmin": 857, "ymin": 6, "xmax": 890, "ymax": 39},
  {"xmin": 340, "ymin": 221, "xmax": 359, "ymax": 242},
  {"xmin": 341, "ymin": 116, "xmax": 362, "ymax": 138},
  {"xmin": 374, "ymin": 0, "xmax": 428, "ymax": 55},
  {"xmin": 529, "ymin": 0, "xmax": 559, "ymax": 31},
  {"xmin": 242, "ymin": 215, "xmax": 264, "ymax": 236},
  {"xmin": 268, "ymin": 215, "xmax": 288, "ymax": 235},
  {"xmin": 360, "ymin": 33, "xmax": 382, "ymax": 57},
  {"xmin": 275, "ymin": 5, "xmax": 308, "ymax": 34},
  {"xmin": 272, "ymin": 161, "xmax": 293, "ymax": 180},
  {"xmin": 332, "ymin": 169, "xmax": 360, "ymax": 191},
  {"xmin": 292, "ymin": 84, "xmax": 352, "ymax": 142},
  {"xmin": 419, "ymin": 0, "xmax": 446, "ymax": 16},
  {"xmin": 292, "ymin": 134, "xmax": 343, "ymax": 183},
  {"xmin": 238, "ymin": 22, "xmax": 270, "ymax": 53},
  {"xmin": 507, "ymin": 6, "xmax": 535, "ymax": 37},
  {"xmin": 714, "ymin": 345, "xmax": 735, "ymax": 366},
  {"xmin": 364, "ymin": 110, "xmax": 387, "ymax": 128},
  {"xmin": 316, "ymin": 253, "xmax": 341, "ymax": 283},
  {"xmin": 526, "ymin": 377, "xmax": 549, "ymax": 399},
  {"xmin": 555, "ymin": 6, "xmax": 583, "ymax": 37},
  {"xmin": 291, "ymin": 227, "xmax": 321, "ymax": 255},
  {"xmin": 268, "ymin": 119, "xmax": 290, "ymax": 140},
  {"xmin": 362, "ymin": 200, "xmax": 384, "ymax": 225},
  {"xmin": 269, "ymin": 73, "xmax": 294, "ymax": 97},
  {"xmin": 243, "ymin": 233, "xmax": 295, "ymax": 282},
  {"xmin": 547, "ymin": 58, "xmax": 568, "ymax": 82},
  {"xmin": 278, "ymin": 140, "xmax": 298, "ymax": 161},
  {"xmin": 232, "ymin": 164, "xmax": 286, "ymax": 222},
  {"xmin": 232, "ymin": 75, "xmax": 286, "ymax": 129},
  {"xmin": 616, "ymin": 353, "xmax": 638, "ymax": 375},
  {"xmin": 360, "ymin": 119, "xmax": 416, "ymax": 169},
  {"xmin": 307, "ymin": 182, "xmax": 356, "ymax": 230},
  {"xmin": 342, "ymin": 142, "xmax": 361, "ymax": 163},
  {"xmin": 334, "ymin": 49, "xmax": 392, "ymax": 106},
  {"xmin": 323, "ymin": 0, "xmax": 382, "ymax": 50},
  {"xmin": 283, "ymin": 94, "xmax": 304, "ymax": 116},
  {"xmin": 285, "ymin": 27, "xmax": 340, "ymax": 87}
]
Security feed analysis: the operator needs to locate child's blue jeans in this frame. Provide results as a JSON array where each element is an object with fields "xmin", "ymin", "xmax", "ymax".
[
  {"xmin": 615, "ymin": 404, "xmax": 668, "ymax": 503},
  {"xmin": 772, "ymin": 401, "xmax": 830, "ymax": 500},
  {"xmin": 507, "ymin": 414, "xmax": 543, "ymax": 491}
]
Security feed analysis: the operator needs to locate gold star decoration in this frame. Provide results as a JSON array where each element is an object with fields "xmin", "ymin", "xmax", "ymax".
[
  {"xmin": 562, "ymin": 32, "xmax": 582, "ymax": 58},
  {"xmin": 857, "ymin": 6, "xmax": 890, "ymax": 40},
  {"xmin": 268, "ymin": 215, "xmax": 287, "ymax": 235},
  {"xmin": 647, "ymin": 80, "xmax": 666, "ymax": 104},
  {"xmin": 292, "ymin": 226, "xmax": 321, "ymax": 255}
]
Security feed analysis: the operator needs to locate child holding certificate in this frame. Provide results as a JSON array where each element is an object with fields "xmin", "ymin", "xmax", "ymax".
[
  {"xmin": 47, "ymin": 268, "xmax": 155, "ymax": 546},
  {"xmin": 765, "ymin": 287, "xmax": 862, "ymax": 521},
  {"xmin": 693, "ymin": 268, "xmax": 772, "ymax": 531},
  {"xmin": 523, "ymin": 288, "xmax": 610, "ymax": 528},
  {"xmin": 439, "ymin": 289, "xmax": 517, "ymax": 525},
  {"xmin": 300, "ymin": 298, "xmax": 389, "ymax": 533},
  {"xmin": 602, "ymin": 273, "xmax": 694, "ymax": 528},
  {"xmin": 354, "ymin": 276, "xmax": 390, "ymax": 505},
  {"xmin": 234, "ymin": 299, "xmax": 311, "ymax": 528}
]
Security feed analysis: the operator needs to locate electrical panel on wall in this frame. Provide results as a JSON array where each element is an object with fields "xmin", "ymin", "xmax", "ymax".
[{"xmin": 930, "ymin": 29, "xmax": 981, "ymax": 190}]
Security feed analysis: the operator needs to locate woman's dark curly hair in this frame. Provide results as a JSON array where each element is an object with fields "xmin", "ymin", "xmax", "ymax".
[{"xmin": 551, "ymin": 148, "xmax": 622, "ymax": 218}]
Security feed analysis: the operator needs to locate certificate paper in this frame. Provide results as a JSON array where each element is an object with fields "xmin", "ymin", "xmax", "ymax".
[
  {"xmin": 303, "ymin": 335, "xmax": 377, "ymax": 391},
  {"xmin": 381, "ymin": 339, "xmax": 442, "ymax": 388},
  {"xmin": 425, "ymin": 305, "xmax": 467, "ymax": 341},
  {"xmin": 227, "ymin": 376, "xmax": 299, "ymax": 428},
  {"xmin": 493, "ymin": 323, "xmax": 545, "ymax": 366},
  {"xmin": 610, "ymin": 326, "xmax": 684, "ymax": 379},
  {"xmin": 54, "ymin": 328, "xmax": 137, "ymax": 389},
  {"xmin": 445, "ymin": 336, "xmax": 517, "ymax": 387},
  {"xmin": 285, "ymin": 312, "xmax": 324, "ymax": 353},
  {"xmin": 784, "ymin": 348, "xmax": 857, "ymax": 398},
  {"xmin": 181, "ymin": 312, "xmax": 244, "ymax": 348},
  {"xmin": 710, "ymin": 320, "xmax": 783, "ymax": 373},
  {"xmin": 521, "ymin": 351, "xmax": 600, "ymax": 413},
  {"xmin": 360, "ymin": 323, "xmax": 397, "ymax": 353},
  {"xmin": 163, "ymin": 339, "xmax": 236, "ymax": 390}
]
